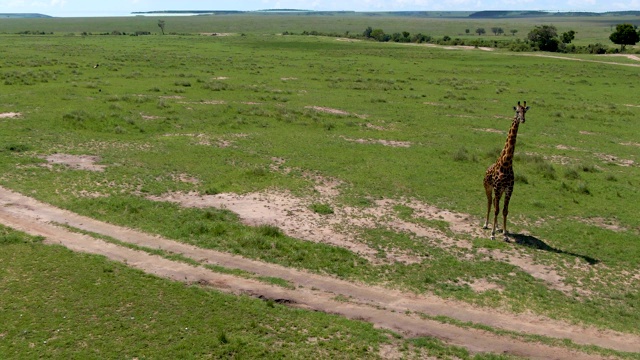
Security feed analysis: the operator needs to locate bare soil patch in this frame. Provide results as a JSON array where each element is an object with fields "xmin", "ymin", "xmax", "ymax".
[
  {"xmin": 0, "ymin": 185, "xmax": 637, "ymax": 357},
  {"xmin": 575, "ymin": 217, "xmax": 631, "ymax": 233},
  {"xmin": 42, "ymin": 154, "xmax": 106, "ymax": 172},
  {"xmin": 0, "ymin": 112, "xmax": 21, "ymax": 118},
  {"xmin": 594, "ymin": 153, "xmax": 635, "ymax": 167},
  {"xmin": 305, "ymin": 106, "xmax": 367, "ymax": 119},
  {"xmin": 148, "ymin": 183, "xmax": 590, "ymax": 296},
  {"xmin": 340, "ymin": 136, "xmax": 412, "ymax": 148},
  {"xmin": 604, "ymin": 54, "xmax": 640, "ymax": 61},
  {"xmin": 473, "ymin": 128, "xmax": 504, "ymax": 134}
]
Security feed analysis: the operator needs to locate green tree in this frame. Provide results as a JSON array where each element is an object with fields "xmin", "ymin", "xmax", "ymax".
[
  {"xmin": 561, "ymin": 30, "xmax": 576, "ymax": 44},
  {"xmin": 465, "ymin": 28, "xmax": 470, "ymax": 35},
  {"xmin": 475, "ymin": 28, "xmax": 486, "ymax": 36},
  {"xmin": 510, "ymin": 29, "xmax": 518, "ymax": 36},
  {"xmin": 527, "ymin": 25, "xmax": 559, "ymax": 52},
  {"xmin": 491, "ymin": 27, "xmax": 503, "ymax": 36},
  {"xmin": 363, "ymin": 26, "xmax": 373, "ymax": 38},
  {"xmin": 370, "ymin": 29, "xmax": 387, "ymax": 42},
  {"xmin": 158, "ymin": 20, "xmax": 165, "ymax": 35},
  {"xmin": 609, "ymin": 23, "xmax": 640, "ymax": 51}
]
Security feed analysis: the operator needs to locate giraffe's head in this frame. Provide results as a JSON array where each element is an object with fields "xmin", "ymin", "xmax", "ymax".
[{"xmin": 513, "ymin": 101, "xmax": 530, "ymax": 123}]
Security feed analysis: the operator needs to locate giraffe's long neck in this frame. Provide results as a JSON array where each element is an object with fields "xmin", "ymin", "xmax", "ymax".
[{"xmin": 497, "ymin": 118, "xmax": 520, "ymax": 167}]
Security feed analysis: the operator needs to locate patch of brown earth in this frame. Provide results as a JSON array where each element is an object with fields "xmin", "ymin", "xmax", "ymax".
[
  {"xmin": 574, "ymin": 217, "xmax": 631, "ymax": 233},
  {"xmin": 172, "ymin": 173, "xmax": 199, "ymax": 185},
  {"xmin": 200, "ymin": 33, "xmax": 234, "ymax": 37},
  {"xmin": 340, "ymin": 136, "xmax": 412, "ymax": 148},
  {"xmin": 604, "ymin": 54, "xmax": 640, "ymax": 61},
  {"xmin": 594, "ymin": 153, "xmax": 635, "ymax": 167},
  {"xmin": 424, "ymin": 102, "xmax": 445, "ymax": 106},
  {"xmin": 304, "ymin": 106, "xmax": 367, "ymax": 119},
  {"xmin": 0, "ymin": 185, "xmax": 634, "ymax": 357},
  {"xmin": 0, "ymin": 112, "xmax": 21, "ymax": 118},
  {"xmin": 556, "ymin": 144, "xmax": 581, "ymax": 151},
  {"xmin": 148, "ymin": 190, "xmax": 385, "ymax": 263},
  {"xmin": 620, "ymin": 141, "xmax": 640, "ymax": 147},
  {"xmin": 148, "ymin": 185, "xmax": 586, "ymax": 295},
  {"xmin": 42, "ymin": 154, "xmax": 106, "ymax": 172},
  {"xmin": 143, "ymin": 151, "xmax": 592, "ymax": 293},
  {"xmin": 140, "ymin": 113, "xmax": 163, "ymax": 120},
  {"xmin": 364, "ymin": 122, "xmax": 388, "ymax": 131},
  {"xmin": 474, "ymin": 128, "xmax": 504, "ymax": 134}
]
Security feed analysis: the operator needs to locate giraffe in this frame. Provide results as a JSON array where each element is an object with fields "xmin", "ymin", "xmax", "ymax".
[{"xmin": 483, "ymin": 101, "xmax": 530, "ymax": 241}]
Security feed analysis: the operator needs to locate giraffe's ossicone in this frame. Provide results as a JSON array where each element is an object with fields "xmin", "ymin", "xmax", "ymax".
[{"xmin": 483, "ymin": 101, "xmax": 530, "ymax": 241}]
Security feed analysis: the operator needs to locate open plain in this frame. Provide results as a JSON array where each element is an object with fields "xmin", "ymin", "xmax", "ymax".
[{"xmin": 1, "ymin": 13, "xmax": 639, "ymax": 359}]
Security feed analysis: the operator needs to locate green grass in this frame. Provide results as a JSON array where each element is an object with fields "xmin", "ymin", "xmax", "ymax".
[
  {"xmin": 0, "ymin": 226, "xmax": 384, "ymax": 358},
  {"xmin": 0, "ymin": 16, "xmax": 639, "ymax": 355},
  {"xmin": 0, "ymin": 225, "xmax": 520, "ymax": 359}
]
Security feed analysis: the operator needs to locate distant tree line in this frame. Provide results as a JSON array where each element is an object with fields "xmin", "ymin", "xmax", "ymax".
[{"xmin": 290, "ymin": 23, "xmax": 640, "ymax": 54}]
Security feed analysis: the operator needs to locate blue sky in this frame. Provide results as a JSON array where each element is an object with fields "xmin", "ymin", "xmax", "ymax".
[{"xmin": 1, "ymin": 0, "xmax": 638, "ymax": 17}]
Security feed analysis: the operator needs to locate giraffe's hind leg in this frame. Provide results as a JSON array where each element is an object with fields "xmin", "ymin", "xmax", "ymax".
[
  {"xmin": 502, "ymin": 187, "xmax": 514, "ymax": 242},
  {"xmin": 491, "ymin": 190, "xmax": 503, "ymax": 240},
  {"xmin": 483, "ymin": 182, "xmax": 492, "ymax": 229}
]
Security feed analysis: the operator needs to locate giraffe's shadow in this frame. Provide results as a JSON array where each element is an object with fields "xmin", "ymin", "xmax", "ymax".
[{"xmin": 510, "ymin": 233, "xmax": 600, "ymax": 265}]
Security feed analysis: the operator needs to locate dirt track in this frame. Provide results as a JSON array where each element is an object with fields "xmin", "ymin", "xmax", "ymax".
[{"xmin": 1, "ymin": 186, "xmax": 639, "ymax": 358}]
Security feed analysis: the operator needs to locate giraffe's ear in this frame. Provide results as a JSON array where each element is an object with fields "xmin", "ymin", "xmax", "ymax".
[{"xmin": 525, "ymin": 106, "xmax": 530, "ymax": 111}]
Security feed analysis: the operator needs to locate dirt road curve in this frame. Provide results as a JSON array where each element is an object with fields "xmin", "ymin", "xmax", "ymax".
[{"xmin": 1, "ymin": 186, "xmax": 638, "ymax": 358}]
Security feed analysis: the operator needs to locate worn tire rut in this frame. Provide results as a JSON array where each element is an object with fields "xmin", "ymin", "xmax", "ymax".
[{"xmin": 1, "ymin": 186, "xmax": 637, "ymax": 358}]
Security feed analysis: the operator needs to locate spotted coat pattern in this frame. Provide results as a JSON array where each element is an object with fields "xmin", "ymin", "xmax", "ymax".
[{"xmin": 483, "ymin": 102, "xmax": 530, "ymax": 241}]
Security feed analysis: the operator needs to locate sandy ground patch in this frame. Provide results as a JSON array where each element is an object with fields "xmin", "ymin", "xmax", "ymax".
[
  {"xmin": 200, "ymin": 33, "xmax": 235, "ymax": 37},
  {"xmin": 594, "ymin": 153, "xmax": 635, "ymax": 167},
  {"xmin": 179, "ymin": 100, "xmax": 227, "ymax": 105},
  {"xmin": 42, "ymin": 154, "xmax": 106, "ymax": 172},
  {"xmin": 147, "ymin": 181, "xmax": 589, "ymax": 295},
  {"xmin": 474, "ymin": 128, "xmax": 504, "ymax": 134},
  {"xmin": 574, "ymin": 217, "xmax": 632, "ymax": 233},
  {"xmin": 305, "ymin": 106, "xmax": 368, "ymax": 119},
  {"xmin": 0, "ymin": 185, "xmax": 636, "ymax": 357},
  {"xmin": 340, "ymin": 136, "xmax": 412, "ymax": 148},
  {"xmin": 0, "ymin": 112, "xmax": 21, "ymax": 118},
  {"xmin": 604, "ymin": 54, "xmax": 640, "ymax": 61}
]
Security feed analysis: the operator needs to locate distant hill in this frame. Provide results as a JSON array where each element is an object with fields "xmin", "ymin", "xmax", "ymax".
[
  {"xmin": 132, "ymin": 10, "xmax": 474, "ymax": 18},
  {"xmin": 468, "ymin": 10, "xmax": 640, "ymax": 18},
  {"xmin": 0, "ymin": 13, "xmax": 51, "ymax": 18}
]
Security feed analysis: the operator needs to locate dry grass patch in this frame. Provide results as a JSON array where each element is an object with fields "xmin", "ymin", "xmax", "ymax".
[
  {"xmin": 42, "ymin": 154, "xmax": 106, "ymax": 172},
  {"xmin": 340, "ymin": 136, "xmax": 411, "ymax": 148}
]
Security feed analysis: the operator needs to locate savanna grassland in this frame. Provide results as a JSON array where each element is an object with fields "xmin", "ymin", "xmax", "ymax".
[{"xmin": 1, "ymin": 13, "xmax": 639, "ymax": 359}]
